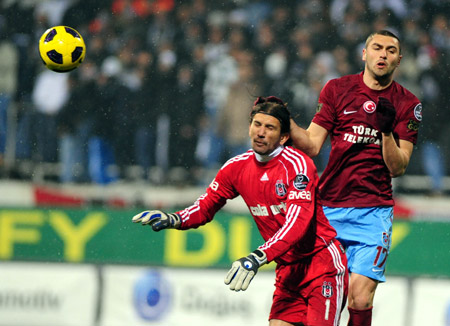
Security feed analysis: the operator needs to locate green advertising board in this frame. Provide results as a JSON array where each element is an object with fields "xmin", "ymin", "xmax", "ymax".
[{"xmin": 0, "ymin": 207, "xmax": 449, "ymax": 277}]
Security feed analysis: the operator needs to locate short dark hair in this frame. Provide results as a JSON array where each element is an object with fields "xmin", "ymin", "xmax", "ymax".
[
  {"xmin": 250, "ymin": 96, "xmax": 291, "ymax": 134},
  {"xmin": 365, "ymin": 30, "xmax": 402, "ymax": 54}
]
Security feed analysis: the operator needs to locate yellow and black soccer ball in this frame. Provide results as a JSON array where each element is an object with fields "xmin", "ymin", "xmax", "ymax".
[{"xmin": 39, "ymin": 26, "xmax": 86, "ymax": 73}]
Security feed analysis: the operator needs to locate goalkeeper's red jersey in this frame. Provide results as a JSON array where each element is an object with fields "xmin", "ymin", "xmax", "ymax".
[
  {"xmin": 312, "ymin": 72, "xmax": 421, "ymax": 208},
  {"xmin": 176, "ymin": 146, "xmax": 337, "ymax": 264}
]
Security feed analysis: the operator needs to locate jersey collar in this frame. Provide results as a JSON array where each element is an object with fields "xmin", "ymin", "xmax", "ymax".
[{"xmin": 254, "ymin": 145, "xmax": 284, "ymax": 163}]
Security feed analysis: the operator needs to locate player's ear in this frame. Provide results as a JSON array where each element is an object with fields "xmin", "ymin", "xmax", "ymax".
[
  {"xmin": 362, "ymin": 48, "xmax": 367, "ymax": 62},
  {"xmin": 280, "ymin": 133, "xmax": 290, "ymax": 146},
  {"xmin": 397, "ymin": 54, "xmax": 402, "ymax": 67}
]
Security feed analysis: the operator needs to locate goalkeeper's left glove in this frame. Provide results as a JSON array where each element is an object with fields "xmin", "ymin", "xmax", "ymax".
[
  {"xmin": 376, "ymin": 96, "xmax": 396, "ymax": 133},
  {"xmin": 224, "ymin": 249, "xmax": 267, "ymax": 291},
  {"xmin": 132, "ymin": 210, "xmax": 181, "ymax": 231}
]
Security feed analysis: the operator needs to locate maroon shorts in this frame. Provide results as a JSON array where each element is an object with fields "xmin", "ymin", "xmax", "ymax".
[{"xmin": 269, "ymin": 240, "xmax": 348, "ymax": 326}]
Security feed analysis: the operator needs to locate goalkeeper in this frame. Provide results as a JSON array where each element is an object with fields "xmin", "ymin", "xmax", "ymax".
[{"xmin": 133, "ymin": 96, "xmax": 348, "ymax": 326}]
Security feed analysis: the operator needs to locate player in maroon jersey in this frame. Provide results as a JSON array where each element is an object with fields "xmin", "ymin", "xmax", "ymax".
[
  {"xmin": 290, "ymin": 30, "xmax": 422, "ymax": 326},
  {"xmin": 133, "ymin": 96, "xmax": 348, "ymax": 326}
]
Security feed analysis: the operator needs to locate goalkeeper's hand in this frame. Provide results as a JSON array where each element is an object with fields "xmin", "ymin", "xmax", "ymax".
[
  {"xmin": 132, "ymin": 210, "xmax": 181, "ymax": 231},
  {"xmin": 224, "ymin": 249, "xmax": 267, "ymax": 291},
  {"xmin": 376, "ymin": 97, "xmax": 396, "ymax": 133}
]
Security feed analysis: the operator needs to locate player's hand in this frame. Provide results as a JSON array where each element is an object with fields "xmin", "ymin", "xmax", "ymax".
[
  {"xmin": 132, "ymin": 210, "xmax": 181, "ymax": 231},
  {"xmin": 224, "ymin": 249, "xmax": 267, "ymax": 291},
  {"xmin": 376, "ymin": 97, "xmax": 396, "ymax": 133}
]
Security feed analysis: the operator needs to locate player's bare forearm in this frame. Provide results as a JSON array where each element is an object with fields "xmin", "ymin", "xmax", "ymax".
[
  {"xmin": 382, "ymin": 134, "xmax": 413, "ymax": 177},
  {"xmin": 290, "ymin": 120, "xmax": 326, "ymax": 157}
]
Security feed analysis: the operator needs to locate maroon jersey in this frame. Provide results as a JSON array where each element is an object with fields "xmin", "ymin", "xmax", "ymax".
[
  {"xmin": 176, "ymin": 147, "xmax": 337, "ymax": 264},
  {"xmin": 313, "ymin": 72, "xmax": 422, "ymax": 207}
]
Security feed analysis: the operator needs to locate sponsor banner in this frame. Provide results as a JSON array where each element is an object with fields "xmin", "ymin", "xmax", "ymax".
[
  {"xmin": 0, "ymin": 208, "xmax": 450, "ymax": 277},
  {"xmin": 100, "ymin": 265, "xmax": 274, "ymax": 326},
  {"xmin": 0, "ymin": 262, "xmax": 98, "ymax": 326},
  {"xmin": 102, "ymin": 267, "xmax": 450, "ymax": 326},
  {"xmin": 411, "ymin": 278, "xmax": 450, "ymax": 326}
]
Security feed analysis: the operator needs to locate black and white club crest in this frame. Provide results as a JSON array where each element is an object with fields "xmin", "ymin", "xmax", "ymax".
[{"xmin": 275, "ymin": 180, "xmax": 287, "ymax": 197}]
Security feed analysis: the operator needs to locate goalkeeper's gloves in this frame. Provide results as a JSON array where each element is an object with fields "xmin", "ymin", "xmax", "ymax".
[
  {"xmin": 376, "ymin": 96, "xmax": 396, "ymax": 133},
  {"xmin": 224, "ymin": 249, "xmax": 267, "ymax": 292},
  {"xmin": 132, "ymin": 210, "xmax": 181, "ymax": 231}
]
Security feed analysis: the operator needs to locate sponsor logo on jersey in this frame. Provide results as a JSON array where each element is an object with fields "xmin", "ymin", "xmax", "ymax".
[
  {"xmin": 250, "ymin": 204, "xmax": 269, "ymax": 216},
  {"xmin": 343, "ymin": 125, "xmax": 381, "ymax": 145},
  {"xmin": 209, "ymin": 178, "xmax": 219, "ymax": 191},
  {"xmin": 270, "ymin": 202, "xmax": 286, "ymax": 215},
  {"xmin": 407, "ymin": 119, "xmax": 419, "ymax": 131},
  {"xmin": 363, "ymin": 100, "xmax": 376, "ymax": 114},
  {"xmin": 250, "ymin": 203, "xmax": 286, "ymax": 216},
  {"xmin": 275, "ymin": 180, "xmax": 287, "ymax": 197},
  {"xmin": 288, "ymin": 190, "xmax": 311, "ymax": 200},
  {"xmin": 322, "ymin": 281, "xmax": 333, "ymax": 298},
  {"xmin": 414, "ymin": 103, "xmax": 422, "ymax": 121},
  {"xmin": 293, "ymin": 174, "xmax": 309, "ymax": 190},
  {"xmin": 343, "ymin": 109, "xmax": 357, "ymax": 115}
]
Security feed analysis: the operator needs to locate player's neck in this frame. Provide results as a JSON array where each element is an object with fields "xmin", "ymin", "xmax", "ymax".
[
  {"xmin": 362, "ymin": 69, "xmax": 394, "ymax": 90},
  {"xmin": 254, "ymin": 146, "xmax": 284, "ymax": 162}
]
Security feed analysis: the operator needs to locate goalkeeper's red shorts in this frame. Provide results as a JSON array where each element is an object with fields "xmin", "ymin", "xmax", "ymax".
[{"xmin": 269, "ymin": 239, "xmax": 348, "ymax": 326}]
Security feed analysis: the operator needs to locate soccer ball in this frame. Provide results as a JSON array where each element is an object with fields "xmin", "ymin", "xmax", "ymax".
[{"xmin": 39, "ymin": 26, "xmax": 86, "ymax": 73}]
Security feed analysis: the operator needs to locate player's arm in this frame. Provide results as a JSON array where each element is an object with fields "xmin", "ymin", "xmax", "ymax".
[
  {"xmin": 290, "ymin": 120, "xmax": 328, "ymax": 157},
  {"xmin": 132, "ymin": 166, "xmax": 237, "ymax": 231},
  {"xmin": 382, "ymin": 137, "xmax": 413, "ymax": 177},
  {"xmin": 132, "ymin": 187, "xmax": 229, "ymax": 231}
]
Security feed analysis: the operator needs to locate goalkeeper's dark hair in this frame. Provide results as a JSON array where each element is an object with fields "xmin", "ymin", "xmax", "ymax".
[
  {"xmin": 365, "ymin": 30, "xmax": 402, "ymax": 54},
  {"xmin": 250, "ymin": 96, "xmax": 291, "ymax": 135}
]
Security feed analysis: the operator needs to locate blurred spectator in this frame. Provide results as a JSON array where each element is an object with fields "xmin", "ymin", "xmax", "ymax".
[
  {"xmin": 31, "ymin": 69, "xmax": 70, "ymax": 163},
  {"xmin": 0, "ymin": 28, "xmax": 18, "ymax": 169},
  {"xmin": 85, "ymin": 56, "xmax": 126, "ymax": 184},
  {"xmin": 57, "ymin": 61, "xmax": 97, "ymax": 183},
  {"xmin": 417, "ymin": 40, "xmax": 449, "ymax": 196},
  {"xmin": 169, "ymin": 63, "xmax": 205, "ymax": 183},
  {"xmin": 197, "ymin": 24, "xmax": 238, "ymax": 168},
  {"xmin": 130, "ymin": 50, "xmax": 157, "ymax": 181},
  {"xmin": 368, "ymin": 0, "xmax": 408, "ymax": 19},
  {"xmin": 217, "ymin": 52, "xmax": 262, "ymax": 159},
  {"xmin": 152, "ymin": 42, "xmax": 177, "ymax": 181},
  {"xmin": 146, "ymin": 10, "xmax": 176, "ymax": 51}
]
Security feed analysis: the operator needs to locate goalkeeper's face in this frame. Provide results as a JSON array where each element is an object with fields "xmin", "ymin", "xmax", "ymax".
[
  {"xmin": 363, "ymin": 34, "xmax": 402, "ymax": 82},
  {"xmin": 249, "ymin": 113, "xmax": 289, "ymax": 155}
]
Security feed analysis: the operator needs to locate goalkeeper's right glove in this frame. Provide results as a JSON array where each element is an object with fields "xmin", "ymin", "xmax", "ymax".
[{"xmin": 132, "ymin": 210, "xmax": 181, "ymax": 231}]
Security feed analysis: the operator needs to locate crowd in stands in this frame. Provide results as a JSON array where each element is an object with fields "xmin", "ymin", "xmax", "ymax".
[{"xmin": 0, "ymin": 0, "xmax": 449, "ymax": 194}]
